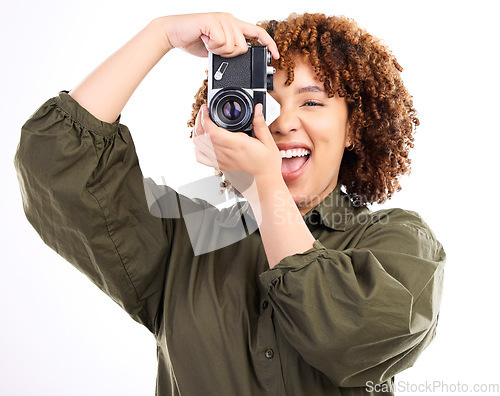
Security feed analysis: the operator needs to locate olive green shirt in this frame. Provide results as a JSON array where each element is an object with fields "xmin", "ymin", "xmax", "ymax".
[{"xmin": 14, "ymin": 92, "xmax": 445, "ymax": 396}]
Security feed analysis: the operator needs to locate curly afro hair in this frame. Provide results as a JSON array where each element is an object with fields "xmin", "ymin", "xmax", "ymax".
[{"xmin": 187, "ymin": 12, "xmax": 419, "ymax": 206}]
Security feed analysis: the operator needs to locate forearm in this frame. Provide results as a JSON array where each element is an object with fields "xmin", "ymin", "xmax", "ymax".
[
  {"xmin": 70, "ymin": 17, "xmax": 173, "ymax": 123},
  {"xmin": 249, "ymin": 176, "xmax": 315, "ymax": 268}
]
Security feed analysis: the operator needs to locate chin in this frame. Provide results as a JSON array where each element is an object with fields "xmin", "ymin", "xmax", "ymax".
[{"xmin": 286, "ymin": 176, "xmax": 340, "ymax": 211}]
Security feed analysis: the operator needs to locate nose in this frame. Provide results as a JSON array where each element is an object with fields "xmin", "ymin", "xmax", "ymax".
[{"xmin": 269, "ymin": 105, "xmax": 300, "ymax": 136}]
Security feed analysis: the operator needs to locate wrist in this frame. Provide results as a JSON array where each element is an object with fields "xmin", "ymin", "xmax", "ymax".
[
  {"xmin": 149, "ymin": 16, "xmax": 175, "ymax": 54},
  {"xmin": 246, "ymin": 173, "xmax": 288, "ymax": 211}
]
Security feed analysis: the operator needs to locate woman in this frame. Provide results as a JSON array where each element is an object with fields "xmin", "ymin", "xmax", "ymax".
[{"xmin": 14, "ymin": 12, "xmax": 445, "ymax": 395}]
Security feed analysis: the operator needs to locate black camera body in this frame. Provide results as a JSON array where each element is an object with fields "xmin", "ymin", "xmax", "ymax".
[{"xmin": 208, "ymin": 45, "xmax": 275, "ymax": 137}]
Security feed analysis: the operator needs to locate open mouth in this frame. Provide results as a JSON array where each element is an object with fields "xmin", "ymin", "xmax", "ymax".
[{"xmin": 280, "ymin": 148, "xmax": 311, "ymax": 180}]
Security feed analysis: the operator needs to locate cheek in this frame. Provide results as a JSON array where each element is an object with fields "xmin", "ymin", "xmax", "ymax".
[{"xmin": 303, "ymin": 117, "xmax": 348, "ymax": 151}]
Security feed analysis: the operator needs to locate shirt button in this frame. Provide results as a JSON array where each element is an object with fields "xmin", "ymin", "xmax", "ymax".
[
  {"xmin": 261, "ymin": 301, "xmax": 269, "ymax": 310},
  {"xmin": 265, "ymin": 349, "xmax": 274, "ymax": 359}
]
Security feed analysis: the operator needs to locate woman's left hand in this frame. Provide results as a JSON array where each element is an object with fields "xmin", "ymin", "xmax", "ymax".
[{"xmin": 192, "ymin": 103, "xmax": 282, "ymax": 195}]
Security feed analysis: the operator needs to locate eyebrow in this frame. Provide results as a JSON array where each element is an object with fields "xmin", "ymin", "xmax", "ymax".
[{"xmin": 296, "ymin": 85, "xmax": 325, "ymax": 94}]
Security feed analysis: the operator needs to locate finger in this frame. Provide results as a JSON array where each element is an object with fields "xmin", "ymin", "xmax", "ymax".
[
  {"xmin": 202, "ymin": 18, "xmax": 240, "ymax": 57},
  {"xmin": 200, "ymin": 104, "xmax": 238, "ymax": 149},
  {"xmin": 201, "ymin": 106, "xmax": 257, "ymax": 156},
  {"xmin": 193, "ymin": 136, "xmax": 220, "ymax": 168},
  {"xmin": 195, "ymin": 139, "xmax": 229, "ymax": 172},
  {"xmin": 193, "ymin": 133, "xmax": 212, "ymax": 152},
  {"xmin": 193, "ymin": 106, "xmax": 205, "ymax": 137},
  {"xmin": 252, "ymin": 103, "xmax": 275, "ymax": 146},
  {"xmin": 194, "ymin": 131, "xmax": 240, "ymax": 173},
  {"xmin": 192, "ymin": 124, "xmax": 217, "ymax": 156},
  {"xmin": 232, "ymin": 22, "xmax": 249, "ymax": 54},
  {"xmin": 201, "ymin": 20, "xmax": 226, "ymax": 49},
  {"xmin": 238, "ymin": 23, "xmax": 279, "ymax": 59},
  {"xmin": 216, "ymin": 20, "xmax": 236, "ymax": 55},
  {"xmin": 194, "ymin": 147, "xmax": 219, "ymax": 169},
  {"xmin": 199, "ymin": 35, "xmax": 211, "ymax": 52},
  {"xmin": 198, "ymin": 104, "xmax": 221, "ymax": 139},
  {"xmin": 193, "ymin": 118, "xmax": 228, "ymax": 166},
  {"xmin": 194, "ymin": 146, "xmax": 215, "ymax": 166}
]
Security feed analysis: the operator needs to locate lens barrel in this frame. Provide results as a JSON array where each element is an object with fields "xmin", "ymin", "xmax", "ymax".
[{"xmin": 209, "ymin": 88, "xmax": 254, "ymax": 132}]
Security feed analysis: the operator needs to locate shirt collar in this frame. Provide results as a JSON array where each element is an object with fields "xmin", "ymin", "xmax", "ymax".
[
  {"xmin": 221, "ymin": 184, "xmax": 367, "ymax": 231},
  {"xmin": 302, "ymin": 184, "xmax": 367, "ymax": 231}
]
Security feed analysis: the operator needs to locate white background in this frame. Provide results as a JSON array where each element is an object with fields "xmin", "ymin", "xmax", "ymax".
[{"xmin": 1, "ymin": 0, "xmax": 499, "ymax": 395}]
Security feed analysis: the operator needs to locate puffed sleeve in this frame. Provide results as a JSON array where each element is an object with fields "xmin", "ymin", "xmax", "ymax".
[
  {"xmin": 14, "ymin": 91, "xmax": 172, "ymax": 333},
  {"xmin": 259, "ymin": 209, "xmax": 445, "ymax": 387}
]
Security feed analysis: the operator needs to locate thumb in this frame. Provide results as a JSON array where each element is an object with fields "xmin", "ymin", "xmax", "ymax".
[{"xmin": 252, "ymin": 103, "xmax": 273, "ymax": 145}]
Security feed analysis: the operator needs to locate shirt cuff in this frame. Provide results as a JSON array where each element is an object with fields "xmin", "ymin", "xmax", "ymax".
[
  {"xmin": 54, "ymin": 90, "xmax": 122, "ymax": 137},
  {"xmin": 259, "ymin": 240, "xmax": 328, "ymax": 289}
]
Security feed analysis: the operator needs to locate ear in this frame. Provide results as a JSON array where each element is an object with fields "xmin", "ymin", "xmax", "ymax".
[{"xmin": 344, "ymin": 121, "xmax": 352, "ymax": 148}]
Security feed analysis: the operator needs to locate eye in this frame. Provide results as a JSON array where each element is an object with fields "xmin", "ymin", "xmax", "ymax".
[{"xmin": 302, "ymin": 101, "xmax": 323, "ymax": 107}]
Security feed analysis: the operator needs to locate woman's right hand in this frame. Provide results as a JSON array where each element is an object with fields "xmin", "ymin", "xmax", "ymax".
[
  {"xmin": 70, "ymin": 12, "xmax": 278, "ymax": 124},
  {"xmin": 160, "ymin": 13, "xmax": 279, "ymax": 59}
]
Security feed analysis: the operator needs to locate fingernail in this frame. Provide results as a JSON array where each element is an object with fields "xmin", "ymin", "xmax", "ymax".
[
  {"xmin": 201, "ymin": 105, "xmax": 208, "ymax": 126},
  {"xmin": 256, "ymin": 103, "xmax": 263, "ymax": 116}
]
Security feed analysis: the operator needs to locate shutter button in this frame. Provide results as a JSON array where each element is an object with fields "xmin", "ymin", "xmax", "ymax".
[{"xmin": 265, "ymin": 349, "xmax": 274, "ymax": 359}]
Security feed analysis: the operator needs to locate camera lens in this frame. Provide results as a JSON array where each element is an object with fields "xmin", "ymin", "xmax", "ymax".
[
  {"xmin": 209, "ymin": 88, "xmax": 253, "ymax": 132},
  {"xmin": 222, "ymin": 101, "xmax": 242, "ymax": 120}
]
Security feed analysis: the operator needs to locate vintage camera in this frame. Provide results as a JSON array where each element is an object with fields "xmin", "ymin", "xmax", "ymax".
[{"xmin": 208, "ymin": 45, "xmax": 275, "ymax": 137}]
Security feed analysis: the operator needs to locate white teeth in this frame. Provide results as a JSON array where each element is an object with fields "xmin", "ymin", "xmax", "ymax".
[{"xmin": 280, "ymin": 149, "xmax": 311, "ymax": 158}]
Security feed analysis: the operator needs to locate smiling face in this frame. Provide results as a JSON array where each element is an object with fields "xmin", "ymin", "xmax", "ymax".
[{"xmin": 268, "ymin": 59, "xmax": 351, "ymax": 215}]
